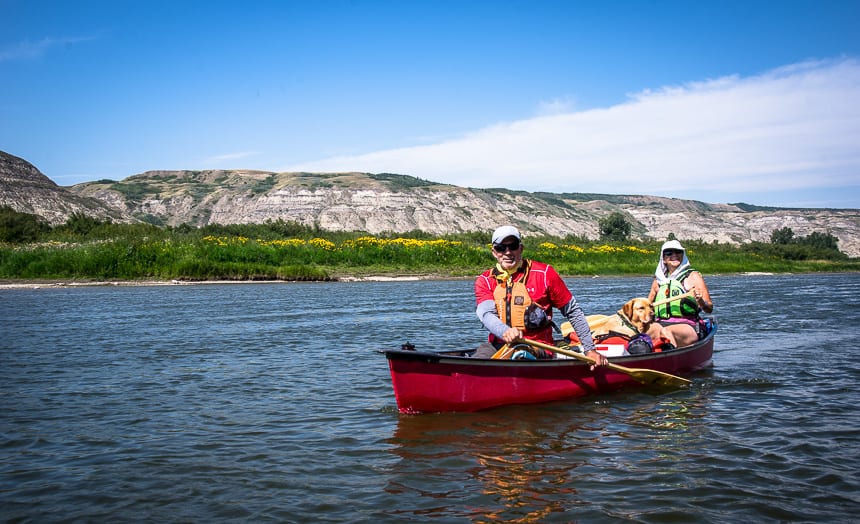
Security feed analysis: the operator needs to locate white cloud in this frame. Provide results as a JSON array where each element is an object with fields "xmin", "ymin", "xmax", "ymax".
[{"xmin": 286, "ymin": 58, "xmax": 860, "ymax": 205}]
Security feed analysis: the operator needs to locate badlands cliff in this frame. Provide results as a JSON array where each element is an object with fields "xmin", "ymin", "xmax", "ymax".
[{"xmin": 2, "ymin": 150, "xmax": 858, "ymax": 256}]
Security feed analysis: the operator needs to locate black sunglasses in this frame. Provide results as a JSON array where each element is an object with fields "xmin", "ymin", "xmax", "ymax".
[
  {"xmin": 493, "ymin": 240, "xmax": 521, "ymax": 253},
  {"xmin": 662, "ymin": 249, "xmax": 683, "ymax": 256}
]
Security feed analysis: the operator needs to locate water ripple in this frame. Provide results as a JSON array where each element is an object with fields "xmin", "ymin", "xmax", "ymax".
[{"xmin": 2, "ymin": 275, "xmax": 859, "ymax": 522}]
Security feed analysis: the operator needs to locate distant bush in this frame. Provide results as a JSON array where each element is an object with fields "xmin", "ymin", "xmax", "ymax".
[
  {"xmin": 770, "ymin": 226, "xmax": 795, "ymax": 245},
  {"xmin": 800, "ymin": 231, "xmax": 841, "ymax": 251},
  {"xmin": 198, "ymin": 220, "xmax": 322, "ymax": 241},
  {"xmin": 369, "ymin": 173, "xmax": 437, "ymax": 189},
  {"xmin": 766, "ymin": 227, "xmax": 844, "ymax": 260},
  {"xmin": 61, "ymin": 212, "xmax": 108, "ymax": 236},
  {"xmin": 748, "ymin": 241, "xmax": 846, "ymax": 261},
  {"xmin": 0, "ymin": 206, "xmax": 49, "ymax": 243},
  {"xmin": 251, "ymin": 174, "xmax": 277, "ymax": 194},
  {"xmin": 598, "ymin": 212, "xmax": 631, "ymax": 241},
  {"xmin": 110, "ymin": 181, "xmax": 158, "ymax": 202}
]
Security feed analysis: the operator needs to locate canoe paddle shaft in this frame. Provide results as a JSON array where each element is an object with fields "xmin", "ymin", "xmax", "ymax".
[
  {"xmin": 651, "ymin": 290, "xmax": 695, "ymax": 308},
  {"xmin": 519, "ymin": 339, "xmax": 692, "ymax": 388}
]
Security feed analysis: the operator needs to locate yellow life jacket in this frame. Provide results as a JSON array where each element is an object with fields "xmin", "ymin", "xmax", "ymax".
[{"xmin": 655, "ymin": 268, "xmax": 699, "ymax": 319}]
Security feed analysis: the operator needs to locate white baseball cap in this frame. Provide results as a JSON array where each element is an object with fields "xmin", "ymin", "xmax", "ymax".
[{"xmin": 492, "ymin": 225, "xmax": 521, "ymax": 245}]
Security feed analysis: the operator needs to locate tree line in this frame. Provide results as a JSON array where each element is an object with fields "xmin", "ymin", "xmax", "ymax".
[{"xmin": 596, "ymin": 211, "xmax": 846, "ymax": 261}]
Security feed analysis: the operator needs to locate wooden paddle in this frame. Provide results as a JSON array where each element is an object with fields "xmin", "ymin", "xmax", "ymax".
[
  {"xmin": 519, "ymin": 338, "xmax": 692, "ymax": 388},
  {"xmin": 651, "ymin": 290, "xmax": 694, "ymax": 308}
]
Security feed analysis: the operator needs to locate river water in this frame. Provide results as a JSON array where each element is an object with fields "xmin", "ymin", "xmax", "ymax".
[{"xmin": 1, "ymin": 273, "xmax": 858, "ymax": 523}]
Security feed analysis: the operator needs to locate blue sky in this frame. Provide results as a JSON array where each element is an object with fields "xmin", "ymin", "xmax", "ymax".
[{"xmin": 2, "ymin": 0, "xmax": 859, "ymax": 208}]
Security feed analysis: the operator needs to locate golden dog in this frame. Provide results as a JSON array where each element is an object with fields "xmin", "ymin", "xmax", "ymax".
[
  {"xmin": 586, "ymin": 297, "xmax": 655, "ymax": 338},
  {"xmin": 561, "ymin": 297, "xmax": 677, "ymax": 352},
  {"xmin": 560, "ymin": 297, "xmax": 655, "ymax": 341}
]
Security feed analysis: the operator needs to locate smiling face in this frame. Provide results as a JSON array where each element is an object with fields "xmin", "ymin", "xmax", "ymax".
[
  {"xmin": 492, "ymin": 236, "xmax": 523, "ymax": 271},
  {"xmin": 662, "ymin": 248, "xmax": 684, "ymax": 271}
]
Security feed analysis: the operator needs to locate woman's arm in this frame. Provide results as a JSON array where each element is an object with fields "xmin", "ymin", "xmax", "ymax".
[
  {"xmin": 647, "ymin": 279, "xmax": 659, "ymax": 302},
  {"xmin": 687, "ymin": 272, "xmax": 713, "ymax": 313}
]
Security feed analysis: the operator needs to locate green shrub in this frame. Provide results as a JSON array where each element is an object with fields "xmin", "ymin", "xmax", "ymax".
[
  {"xmin": 0, "ymin": 206, "xmax": 49, "ymax": 243},
  {"xmin": 598, "ymin": 212, "xmax": 631, "ymax": 241}
]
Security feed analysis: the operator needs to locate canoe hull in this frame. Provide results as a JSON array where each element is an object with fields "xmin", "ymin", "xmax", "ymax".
[{"xmin": 385, "ymin": 320, "xmax": 715, "ymax": 414}]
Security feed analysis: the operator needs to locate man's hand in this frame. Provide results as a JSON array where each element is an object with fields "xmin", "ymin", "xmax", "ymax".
[{"xmin": 502, "ymin": 327, "xmax": 524, "ymax": 343}]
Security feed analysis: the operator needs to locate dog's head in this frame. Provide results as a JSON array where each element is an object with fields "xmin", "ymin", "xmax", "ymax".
[{"xmin": 620, "ymin": 297, "xmax": 654, "ymax": 332}]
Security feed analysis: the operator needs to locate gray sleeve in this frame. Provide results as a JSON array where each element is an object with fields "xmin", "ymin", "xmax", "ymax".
[
  {"xmin": 476, "ymin": 299, "xmax": 509, "ymax": 339},
  {"xmin": 559, "ymin": 295, "xmax": 597, "ymax": 352}
]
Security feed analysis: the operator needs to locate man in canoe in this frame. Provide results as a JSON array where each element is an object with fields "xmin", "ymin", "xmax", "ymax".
[{"xmin": 472, "ymin": 225, "xmax": 608, "ymax": 368}]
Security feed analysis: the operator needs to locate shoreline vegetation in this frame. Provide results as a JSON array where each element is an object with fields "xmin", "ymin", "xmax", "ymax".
[{"xmin": 1, "ymin": 214, "xmax": 857, "ymax": 288}]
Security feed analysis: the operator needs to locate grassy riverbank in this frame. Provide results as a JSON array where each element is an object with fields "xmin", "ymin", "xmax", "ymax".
[{"xmin": 1, "ymin": 219, "xmax": 857, "ymax": 282}]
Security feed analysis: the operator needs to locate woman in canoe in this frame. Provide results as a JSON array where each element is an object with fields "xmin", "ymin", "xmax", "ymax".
[
  {"xmin": 648, "ymin": 239, "xmax": 713, "ymax": 348},
  {"xmin": 472, "ymin": 225, "xmax": 607, "ymax": 368}
]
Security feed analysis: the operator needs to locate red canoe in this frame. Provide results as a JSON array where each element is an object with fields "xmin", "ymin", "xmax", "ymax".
[{"xmin": 384, "ymin": 318, "xmax": 716, "ymax": 414}]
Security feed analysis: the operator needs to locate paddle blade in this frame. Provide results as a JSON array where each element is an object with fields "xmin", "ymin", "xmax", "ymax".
[
  {"xmin": 618, "ymin": 365, "xmax": 692, "ymax": 388},
  {"xmin": 490, "ymin": 344, "xmax": 514, "ymax": 360}
]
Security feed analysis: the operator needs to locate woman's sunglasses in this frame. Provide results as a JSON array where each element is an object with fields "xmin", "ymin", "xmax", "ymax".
[
  {"xmin": 493, "ymin": 240, "xmax": 521, "ymax": 253},
  {"xmin": 662, "ymin": 249, "xmax": 683, "ymax": 257}
]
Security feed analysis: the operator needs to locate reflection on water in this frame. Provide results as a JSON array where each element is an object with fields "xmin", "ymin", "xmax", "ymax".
[
  {"xmin": 385, "ymin": 388, "xmax": 723, "ymax": 522},
  {"xmin": 389, "ymin": 409, "xmax": 581, "ymax": 522}
]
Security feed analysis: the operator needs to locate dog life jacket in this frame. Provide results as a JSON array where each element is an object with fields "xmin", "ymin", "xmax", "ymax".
[
  {"xmin": 655, "ymin": 268, "xmax": 700, "ymax": 319},
  {"xmin": 615, "ymin": 310, "xmax": 640, "ymax": 333},
  {"xmin": 492, "ymin": 259, "xmax": 547, "ymax": 333}
]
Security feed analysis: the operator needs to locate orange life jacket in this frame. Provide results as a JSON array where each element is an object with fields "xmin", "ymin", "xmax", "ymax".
[{"xmin": 492, "ymin": 260, "xmax": 533, "ymax": 332}]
